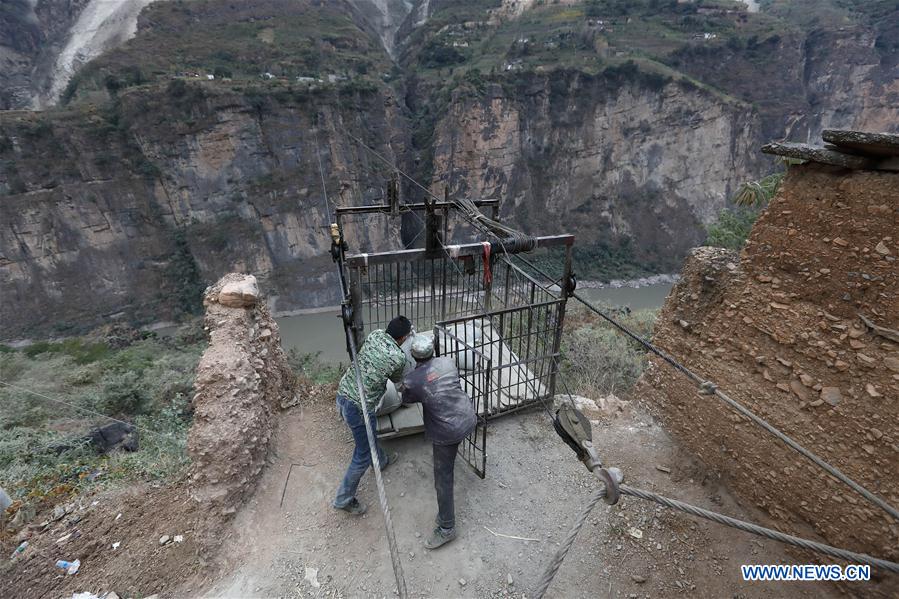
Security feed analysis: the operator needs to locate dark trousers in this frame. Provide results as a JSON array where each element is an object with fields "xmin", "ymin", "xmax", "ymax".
[{"xmin": 433, "ymin": 442, "xmax": 460, "ymax": 529}]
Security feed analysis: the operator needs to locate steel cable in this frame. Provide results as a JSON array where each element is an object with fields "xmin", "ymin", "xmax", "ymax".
[
  {"xmin": 533, "ymin": 484, "xmax": 607, "ymax": 598},
  {"xmin": 313, "ymin": 114, "xmax": 408, "ymax": 597},
  {"xmin": 512, "ymin": 255, "xmax": 899, "ymax": 524},
  {"xmin": 535, "ymin": 481, "xmax": 899, "ymax": 598},
  {"xmin": 343, "ymin": 329, "xmax": 409, "ymax": 598},
  {"xmin": 618, "ymin": 484, "xmax": 899, "ymax": 574}
]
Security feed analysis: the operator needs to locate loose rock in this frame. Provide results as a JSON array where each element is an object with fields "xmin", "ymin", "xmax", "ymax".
[{"xmin": 819, "ymin": 387, "xmax": 842, "ymax": 407}]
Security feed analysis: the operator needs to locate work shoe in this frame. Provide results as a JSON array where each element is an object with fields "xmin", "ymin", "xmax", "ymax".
[
  {"xmin": 336, "ymin": 498, "xmax": 367, "ymax": 516},
  {"xmin": 424, "ymin": 526, "xmax": 457, "ymax": 550},
  {"xmin": 380, "ymin": 452, "xmax": 399, "ymax": 472}
]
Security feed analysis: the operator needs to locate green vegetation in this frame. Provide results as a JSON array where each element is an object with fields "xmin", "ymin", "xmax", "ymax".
[
  {"xmin": 166, "ymin": 230, "xmax": 206, "ymax": 317},
  {"xmin": 561, "ymin": 304, "xmax": 657, "ymax": 397},
  {"xmin": 706, "ymin": 171, "xmax": 784, "ymax": 250},
  {"xmin": 704, "ymin": 207, "xmax": 760, "ymax": 250},
  {"xmin": 0, "ymin": 328, "xmax": 205, "ymax": 501},
  {"xmin": 287, "ymin": 350, "xmax": 344, "ymax": 386},
  {"xmin": 525, "ymin": 237, "xmax": 667, "ymax": 284}
]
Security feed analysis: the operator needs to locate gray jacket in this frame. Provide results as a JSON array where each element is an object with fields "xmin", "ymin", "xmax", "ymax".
[{"xmin": 402, "ymin": 357, "xmax": 477, "ymax": 446}]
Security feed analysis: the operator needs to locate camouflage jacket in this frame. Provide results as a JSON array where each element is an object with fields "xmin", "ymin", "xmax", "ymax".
[{"xmin": 337, "ymin": 329, "xmax": 406, "ymax": 411}]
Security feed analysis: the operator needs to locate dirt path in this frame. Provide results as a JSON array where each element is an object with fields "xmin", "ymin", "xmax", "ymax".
[{"xmin": 196, "ymin": 396, "xmax": 840, "ymax": 598}]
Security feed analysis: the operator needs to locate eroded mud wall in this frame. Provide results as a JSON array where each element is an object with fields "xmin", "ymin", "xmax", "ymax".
[{"xmin": 637, "ymin": 163, "xmax": 898, "ymax": 593}]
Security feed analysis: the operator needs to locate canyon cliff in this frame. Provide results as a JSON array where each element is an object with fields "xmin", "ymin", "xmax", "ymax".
[{"xmin": 1, "ymin": 0, "xmax": 897, "ymax": 339}]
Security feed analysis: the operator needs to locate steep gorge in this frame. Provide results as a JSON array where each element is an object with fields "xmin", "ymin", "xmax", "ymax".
[
  {"xmin": 427, "ymin": 72, "xmax": 761, "ymax": 269},
  {"xmin": 1, "ymin": 0, "xmax": 897, "ymax": 340}
]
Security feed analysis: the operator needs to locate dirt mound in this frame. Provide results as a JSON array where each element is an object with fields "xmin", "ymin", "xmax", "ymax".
[
  {"xmin": 188, "ymin": 273, "xmax": 298, "ymax": 514},
  {"xmin": 637, "ymin": 163, "xmax": 898, "ymax": 595}
]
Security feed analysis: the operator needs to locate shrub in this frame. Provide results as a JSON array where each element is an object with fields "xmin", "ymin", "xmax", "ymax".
[
  {"xmin": 0, "ymin": 334, "xmax": 204, "ymax": 500},
  {"xmin": 561, "ymin": 306, "xmax": 657, "ymax": 397},
  {"xmin": 705, "ymin": 207, "xmax": 759, "ymax": 250},
  {"xmin": 97, "ymin": 370, "xmax": 149, "ymax": 415},
  {"xmin": 0, "ymin": 389, "xmax": 49, "ymax": 430},
  {"xmin": 166, "ymin": 229, "xmax": 205, "ymax": 316},
  {"xmin": 287, "ymin": 349, "xmax": 344, "ymax": 385},
  {"xmin": 706, "ymin": 171, "xmax": 784, "ymax": 250},
  {"xmin": 21, "ymin": 339, "xmax": 111, "ymax": 364},
  {"xmin": 421, "ymin": 40, "xmax": 468, "ymax": 68}
]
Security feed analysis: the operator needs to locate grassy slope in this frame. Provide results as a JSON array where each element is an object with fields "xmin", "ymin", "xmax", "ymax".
[
  {"xmin": 0, "ymin": 328, "xmax": 205, "ymax": 503},
  {"xmin": 562, "ymin": 302, "xmax": 658, "ymax": 398}
]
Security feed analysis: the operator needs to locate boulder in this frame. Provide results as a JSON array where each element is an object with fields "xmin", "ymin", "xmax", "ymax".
[{"xmin": 218, "ymin": 275, "xmax": 259, "ymax": 308}]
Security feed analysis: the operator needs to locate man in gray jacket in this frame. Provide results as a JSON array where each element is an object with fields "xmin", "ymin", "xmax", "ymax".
[{"xmin": 402, "ymin": 335, "xmax": 477, "ymax": 549}]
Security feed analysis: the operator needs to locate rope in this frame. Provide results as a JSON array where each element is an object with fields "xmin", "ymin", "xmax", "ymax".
[{"xmin": 513, "ymin": 256, "xmax": 899, "ymax": 524}]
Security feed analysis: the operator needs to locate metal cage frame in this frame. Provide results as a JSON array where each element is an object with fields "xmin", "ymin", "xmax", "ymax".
[{"xmin": 334, "ymin": 199, "xmax": 573, "ymax": 477}]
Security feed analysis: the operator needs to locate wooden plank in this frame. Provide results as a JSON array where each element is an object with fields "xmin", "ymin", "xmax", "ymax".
[{"xmin": 822, "ymin": 129, "xmax": 899, "ymax": 158}]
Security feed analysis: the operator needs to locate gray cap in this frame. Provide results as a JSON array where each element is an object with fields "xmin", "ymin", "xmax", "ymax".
[{"xmin": 411, "ymin": 335, "xmax": 435, "ymax": 360}]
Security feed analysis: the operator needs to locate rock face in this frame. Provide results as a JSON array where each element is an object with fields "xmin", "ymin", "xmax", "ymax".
[
  {"xmin": 430, "ymin": 74, "xmax": 761, "ymax": 267},
  {"xmin": 0, "ymin": 87, "xmax": 406, "ymax": 339},
  {"xmin": 187, "ymin": 273, "xmax": 297, "ymax": 514},
  {"xmin": 348, "ymin": 0, "xmax": 414, "ymax": 57},
  {"xmin": 637, "ymin": 163, "xmax": 899, "ymax": 596},
  {"xmin": 2, "ymin": 1, "xmax": 898, "ymax": 340},
  {"xmin": 0, "ymin": 0, "xmax": 91, "ymax": 109}
]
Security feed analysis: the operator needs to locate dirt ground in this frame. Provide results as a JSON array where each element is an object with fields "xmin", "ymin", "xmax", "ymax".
[
  {"xmin": 193, "ymin": 393, "xmax": 840, "ymax": 599},
  {"xmin": 0, "ymin": 482, "xmax": 223, "ymax": 599}
]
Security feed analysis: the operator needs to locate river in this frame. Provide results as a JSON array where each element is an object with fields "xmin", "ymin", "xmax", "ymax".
[{"xmin": 276, "ymin": 282, "xmax": 673, "ymax": 366}]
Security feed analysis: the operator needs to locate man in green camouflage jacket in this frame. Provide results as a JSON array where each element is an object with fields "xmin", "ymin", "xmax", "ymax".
[{"xmin": 332, "ymin": 315, "xmax": 412, "ymax": 515}]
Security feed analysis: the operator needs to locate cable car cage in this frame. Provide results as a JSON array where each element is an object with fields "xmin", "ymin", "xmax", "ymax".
[{"xmin": 331, "ymin": 190, "xmax": 574, "ymax": 478}]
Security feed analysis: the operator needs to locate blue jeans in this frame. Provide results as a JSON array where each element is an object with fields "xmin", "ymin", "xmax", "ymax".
[{"xmin": 333, "ymin": 394, "xmax": 387, "ymax": 508}]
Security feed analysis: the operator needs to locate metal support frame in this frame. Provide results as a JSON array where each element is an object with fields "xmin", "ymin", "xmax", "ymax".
[
  {"xmin": 335, "ymin": 199, "xmax": 499, "ymax": 216},
  {"xmin": 344, "ymin": 235, "xmax": 573, "ymax": 268},
  {"xmin": 333, "ymin": 185, "xmax": 575, "ymax": 478}
]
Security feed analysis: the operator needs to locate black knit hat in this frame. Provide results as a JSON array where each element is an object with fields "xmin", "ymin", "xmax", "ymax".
[{"xmin": 386, "ymin": 315, "xmax": 412, "ymax": 340}]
